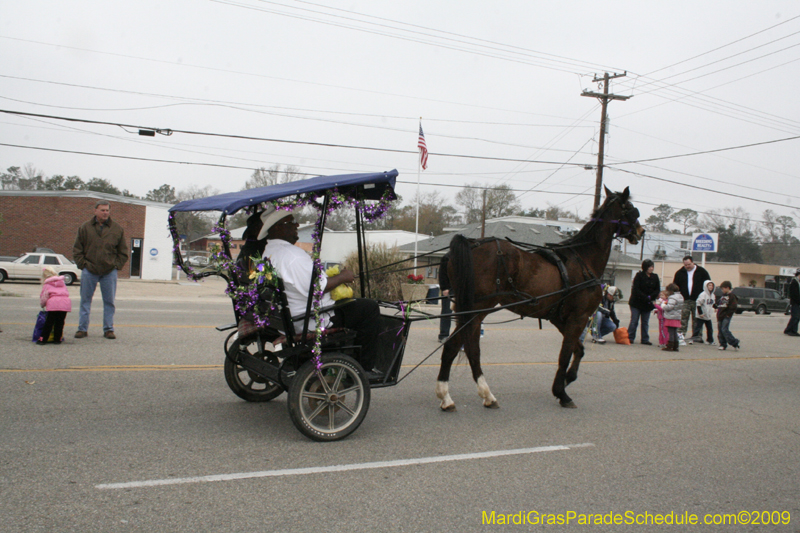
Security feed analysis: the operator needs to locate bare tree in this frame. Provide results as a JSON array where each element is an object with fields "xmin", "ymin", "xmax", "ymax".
[
  {"xmin": 325, "ymin": 208, "xmax": 355, "ymax": 231},
  {"xmin": 243, "ymin": 164, "xmax": 302, "ymax": 189},
  {"xmin": 19, "ymin": 164, "xmax": 44, "ymax": 190},
  {"xmin": 759, "ymin": 209, "xmax": 780, "ymax": 243},
  {"xmin": 699, "ymin": 207, "xmax": 752, "ymax": 236},
  {"xmin": 173, "ymin": 185, "xmax": 221, "ymax": 240},
  {"xmin": 455, "ymin": 183, "xmax": 521, "ymax": 223},
  {"xmin": 393, "ymin": 191, "xmax": 458, "ymax": 235}
]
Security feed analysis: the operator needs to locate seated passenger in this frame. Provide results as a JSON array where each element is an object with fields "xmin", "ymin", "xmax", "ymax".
[{"xmin": 259, "ymin": 207, "xmax": 383, "ymax": 380}]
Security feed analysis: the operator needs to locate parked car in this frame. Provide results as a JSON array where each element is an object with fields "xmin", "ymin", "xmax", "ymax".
[
  {"xmin": 187, "ymin": 255, "xmax": 209, "ymax": 267},
  {"xmin": 730, "ymin": 287, "xmax": 790, "ymax": 315},
  {"xmin": 0, "ymin": 253, "xmax": 81, "ymax": 285}
]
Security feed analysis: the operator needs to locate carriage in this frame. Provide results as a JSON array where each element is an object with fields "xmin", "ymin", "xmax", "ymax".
[
  {"xmin": 168, "ymin": 170, "xmax": 645, "ymax": 441},
  {"xmin": 169, "ymin": 170, "xmax": 417, "ymax": 441}
]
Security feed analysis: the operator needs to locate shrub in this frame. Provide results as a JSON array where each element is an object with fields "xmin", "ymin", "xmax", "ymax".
[{"xmin": 343, "ymin": 243, "xmax": 411, "ymax": 302}]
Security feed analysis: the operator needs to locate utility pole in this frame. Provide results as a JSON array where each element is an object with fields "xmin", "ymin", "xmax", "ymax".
[{"xmin": 581, "ymin": 71, "xmax": 631, "ymax": 211}]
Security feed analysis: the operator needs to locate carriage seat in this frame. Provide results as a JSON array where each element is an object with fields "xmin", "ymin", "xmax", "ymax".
[{"xmin": 235, "ymin": 273, "xmax": 358, "ymax": 350}]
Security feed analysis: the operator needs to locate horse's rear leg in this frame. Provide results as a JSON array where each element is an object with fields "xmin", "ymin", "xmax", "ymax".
[
  {"xmin": 436, "ymin": 337, "xmax": 460, "ymax": 412},
  {"xmin": 461, "ymin": 318, "xmax": 498, "ymax": 408}
]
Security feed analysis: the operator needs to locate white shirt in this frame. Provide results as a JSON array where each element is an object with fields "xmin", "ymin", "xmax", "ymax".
[
  {"xmin": 686, "ymin": 265, "xmax": 697, "ymax": 296},
  {"xmin": 263, "ymin": 238, "xmax": 334, "ymax": 332}
]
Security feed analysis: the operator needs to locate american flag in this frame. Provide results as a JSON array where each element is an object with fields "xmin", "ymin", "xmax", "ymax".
[{"xmin": 418, "ymin": 123, "xmax": 428, "ymax": 170}]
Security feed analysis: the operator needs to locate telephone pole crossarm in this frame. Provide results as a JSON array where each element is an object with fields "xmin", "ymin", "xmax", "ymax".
[{"xmin": 581, "ymin": 91, "xmax": 631, "ymax": 101}]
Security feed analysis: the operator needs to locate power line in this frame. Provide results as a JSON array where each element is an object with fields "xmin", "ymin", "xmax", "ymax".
[
  {"xmin": 270, "ymin": 0, "xmax": 622, "ymax": 73},
  {"xmin": 213, "ymin": 0, "xmax": 608, "ymax": 75},
  {"xmin": 608, "ymin": 133, "xmax": 800, "ymax": 165},
  {"xmin": 0, "ymin": 73, "xmax": 589, "ymax": 127},
  {"xmin": 0, "ymin": 108, "xmax": 592, "ymax": 167},
  {"xmin": 0, "ymin": 36, "xmax": 564, "ymax": 118},
  {"xmin": 5, "ymin": 139, "xmax": 798, "ymax": 228},
  {"xmin": 633, "ymin": 13, "xmax": 800, "ymax": 79},
  {"xmin": 607, "ymin": 166, "xmax": 797, "ymax": 209}
]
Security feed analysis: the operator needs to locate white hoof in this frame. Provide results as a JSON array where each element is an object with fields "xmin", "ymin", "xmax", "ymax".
[
  {"xmin": 436, "ymin": 381, "xmax": 456, "ymax": 411},
  {"xmin": 477, "ymin": 375, "xmax": 498, "ymax": 407}
]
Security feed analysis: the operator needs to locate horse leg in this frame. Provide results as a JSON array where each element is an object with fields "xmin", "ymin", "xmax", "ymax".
[
  {"xmin": 435, "ymin": 336, "xmax": 461, "ymax": 412},
  {"xmin": 459, "ymin": 316, "xmax": 498, "ymax": 408},
  {"xmin": 551, "ymin": 329, "xmax": 579, "ymax": 409}
]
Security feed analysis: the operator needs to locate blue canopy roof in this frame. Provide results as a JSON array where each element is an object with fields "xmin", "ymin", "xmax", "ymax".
[{"xmin": 169, "ymin": 169, "xmax": 398, "ymax": 214}]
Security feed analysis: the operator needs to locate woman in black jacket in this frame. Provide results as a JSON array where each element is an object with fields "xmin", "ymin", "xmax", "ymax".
[{"xmin": 628, "ymin": 259, "xmax": 661, "ymax": 345}]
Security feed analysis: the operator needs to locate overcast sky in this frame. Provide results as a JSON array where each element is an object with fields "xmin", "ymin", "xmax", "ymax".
[{"xmin": 2, "ymin": 1, "xmax": 800, "ymax": 230}]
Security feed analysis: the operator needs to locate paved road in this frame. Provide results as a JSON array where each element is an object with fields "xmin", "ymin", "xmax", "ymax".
[{"xmin": 1, "ymin": 280, "xmax": 799, "ymax": 532}]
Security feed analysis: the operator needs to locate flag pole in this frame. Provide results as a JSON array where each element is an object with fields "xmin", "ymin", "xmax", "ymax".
[{"xmin": 414, "ymin": 118, "xmax": 421, "ymax": 273}]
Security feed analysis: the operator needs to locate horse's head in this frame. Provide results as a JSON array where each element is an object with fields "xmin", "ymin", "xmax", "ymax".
[{"xmin": 601, "ymin": 186, "xmax": 645, "ymax": 244}]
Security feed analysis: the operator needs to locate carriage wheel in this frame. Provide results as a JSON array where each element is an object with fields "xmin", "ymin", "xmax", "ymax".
[
  {"xmin": 224, "ymin": 338, "xmax": 284, "ymax": 402},
  {"xmin": 287, "ymin": 353, "xmax": 370, "ymax": 442}
]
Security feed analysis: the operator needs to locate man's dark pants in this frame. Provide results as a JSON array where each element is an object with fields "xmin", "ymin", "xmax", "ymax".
[
  {"xmin": 439, "ymin": 294, "xmax": 452, "ymax": 341},
  {"xmin": 332, "ymin": 299, "xmax": 380, "ymax": 370},
  {"xmin": 785, "ymin": 304, "xmax": 800, "ymax": 335}
]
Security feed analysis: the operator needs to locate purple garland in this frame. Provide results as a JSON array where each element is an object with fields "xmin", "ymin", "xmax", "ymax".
[{"xmin": 168, "ymin": 188, "xmax": 394, "ymax": 359}]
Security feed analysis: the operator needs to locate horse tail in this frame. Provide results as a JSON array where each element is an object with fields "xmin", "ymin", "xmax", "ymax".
[{"xmin": 449, "ymin": 234, "xmax": 475, "ymax": 315}]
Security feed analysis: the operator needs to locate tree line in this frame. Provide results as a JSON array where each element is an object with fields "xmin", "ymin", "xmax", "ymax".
[
  {"xmin": 5, "ymin": 163, "xmax": 797, "ymax": 264},
  {"xmin": 2, "ymin": 163, "xmax": 581, "ymax": 240},
  {"xmin": 646, "ymin": 203, "xmax": 799, "ymax": 264}
]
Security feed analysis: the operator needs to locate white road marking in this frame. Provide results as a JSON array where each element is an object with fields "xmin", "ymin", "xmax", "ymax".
[{"xmin": 96, "ymin": 443, "xmax": 594, "ymax": 490}]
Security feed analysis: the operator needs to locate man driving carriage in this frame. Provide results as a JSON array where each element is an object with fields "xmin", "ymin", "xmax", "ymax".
[{"xmin": 258, "ymin": 207, "xmax": 384, "ymax": 381}]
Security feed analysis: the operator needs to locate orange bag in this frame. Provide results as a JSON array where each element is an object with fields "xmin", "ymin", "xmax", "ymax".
[{"xmin": 613, "ymin": 327, "xmax": 631, "ymax": 345}]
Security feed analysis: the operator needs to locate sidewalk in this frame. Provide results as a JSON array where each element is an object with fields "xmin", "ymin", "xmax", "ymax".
[{"xmin": 0, "ymin": 276, "xmax": 230, "ymax": 302}]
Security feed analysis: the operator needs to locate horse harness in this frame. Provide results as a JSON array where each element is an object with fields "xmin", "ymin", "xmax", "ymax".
[{"xmin": 468, "ymin": 237, "xmax": 601, "ymax": 322}]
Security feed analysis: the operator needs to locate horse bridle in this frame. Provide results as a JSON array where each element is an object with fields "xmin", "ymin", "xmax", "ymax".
[{"xmin": 590, "ymin": 198, "xmax": 640, "ymax": 240}]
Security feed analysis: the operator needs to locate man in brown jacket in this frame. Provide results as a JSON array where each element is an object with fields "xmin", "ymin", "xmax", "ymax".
[{"xmin": 73, "ymin": 201, "xmax": 128, "ymax": 339}]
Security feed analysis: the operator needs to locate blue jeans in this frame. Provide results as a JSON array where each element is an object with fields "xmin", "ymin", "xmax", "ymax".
[
  {"xmin": 79, "ymin": 268, "xmax": 118, "ymax": 332},
  {"xmin": 717, "ymin": 316, "xmax": 739, "ymax": 348},
  {"xmin": 627, "ymin": 306, "xmax": 651, "ymax": 343},
  {"xmin": 580, "ymin": 310, "xmax": 616, "ymax": 342},
  {"xmin": 785, "ymin": 304, "xmax": 800, "ymax": 334}
]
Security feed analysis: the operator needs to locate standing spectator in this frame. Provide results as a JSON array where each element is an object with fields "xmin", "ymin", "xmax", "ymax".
[
  {"xmin": 438, "ymin": 254, "xmax": 452, "ymax": 343},
  {"xmin": 72, "ymin": 201, "xmax": 129, "ymax": 339},
  {"xmin": 784, "ymin": 268, "xmax": 800, "ymax": 337},
  {"xmin": 694, "ymin": 280, "xmax": 716, "ymax": 345},
  {"xmin": 714, "ymin": 281, "xmax": 740, "ymax": 351},
  {"xmin": 628, "ymin": 259, "xmax": 660, "ymax": 345},
  {"xmin": 653, "ymin": 290, "xmax": 669, "ymax": 348},
  {"xmin": 658, "ymin": 283, "xmax": 684, "ymax": 352},
  {"xmin": 672, "ymin": 255, "xmax": 711, "ymax": 345},
  {"xmin": 37, "ymin": 266, "xmax": 72, "ymax": 345}
]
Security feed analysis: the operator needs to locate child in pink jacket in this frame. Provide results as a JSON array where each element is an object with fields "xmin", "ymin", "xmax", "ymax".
[{"xmin": 38, "ymin": 266, "xmax": 73, "ymax": 345}]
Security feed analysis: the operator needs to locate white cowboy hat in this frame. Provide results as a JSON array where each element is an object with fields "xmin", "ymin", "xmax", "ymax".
[{"xmin": 256, "ymin": 206, "xmax": 300, "ymax": 240}]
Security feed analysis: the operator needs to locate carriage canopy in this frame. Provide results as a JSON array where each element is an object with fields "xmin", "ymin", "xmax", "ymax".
[{"xmin": 168, "ymin": 169, "xmax": 399, "ymax": 215}]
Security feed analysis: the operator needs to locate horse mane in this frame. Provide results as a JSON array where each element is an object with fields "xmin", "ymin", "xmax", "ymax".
[{"xmin": 551, "ymin": 192, "xmax": 621, "ymax": 248}]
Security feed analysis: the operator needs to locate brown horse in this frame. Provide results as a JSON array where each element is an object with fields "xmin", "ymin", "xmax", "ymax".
[{"xmin": 436, "ymin": 186, "xmax": 644, "ymax": 411}]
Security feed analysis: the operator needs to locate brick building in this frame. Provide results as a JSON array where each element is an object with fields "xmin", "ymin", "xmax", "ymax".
[{"xmin": 0, "ymin": 191, "xmax": 174, "ymax": 280}]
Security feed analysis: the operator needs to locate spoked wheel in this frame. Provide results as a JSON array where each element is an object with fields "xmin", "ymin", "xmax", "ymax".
[
  {"xmin": 224, "ymin": 338, "xmax": 284, "ymax": 402},
  {"xmin": 288, "ymin": 353, "xmax": 370, "ymax": 442}
]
